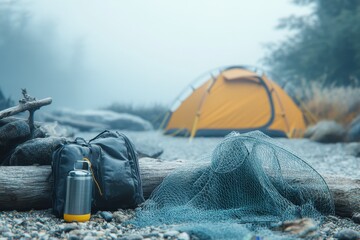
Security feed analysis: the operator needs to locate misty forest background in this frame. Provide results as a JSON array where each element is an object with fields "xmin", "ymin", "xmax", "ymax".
[{"xmin": 1, "ymin": 0, "xmax": 360, "ymax": 128}]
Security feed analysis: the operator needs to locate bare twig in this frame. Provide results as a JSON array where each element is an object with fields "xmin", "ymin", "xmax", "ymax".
[{"xmin": 0, "ymin": 89, "xmax": 52, "ymax": 136}]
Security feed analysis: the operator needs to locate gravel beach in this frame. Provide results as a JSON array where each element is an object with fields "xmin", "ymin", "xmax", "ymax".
[{"xmin": 1, "ymin": 130, "xmax": 359, "ymax": 239}]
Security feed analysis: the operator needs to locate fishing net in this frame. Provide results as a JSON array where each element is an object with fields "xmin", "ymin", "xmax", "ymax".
[{"xmin": 132, "ymin": 131, "xmax": 334, "ymax": 238}]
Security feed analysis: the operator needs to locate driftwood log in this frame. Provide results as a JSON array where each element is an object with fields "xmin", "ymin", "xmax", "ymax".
[{"xmin": 0, "ymin": 158, "xmax": 359, "ymax": 218}]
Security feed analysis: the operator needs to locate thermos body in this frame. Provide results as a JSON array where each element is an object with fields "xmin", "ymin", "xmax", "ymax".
[{"xmin": 64, "ymin": 169, "xmax": 92, "ymax": 222}]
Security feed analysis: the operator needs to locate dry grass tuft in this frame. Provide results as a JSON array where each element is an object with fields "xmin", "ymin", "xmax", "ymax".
[{"xmin": 296, "ymin": 82, "xmax": 360, "ymax": 126}]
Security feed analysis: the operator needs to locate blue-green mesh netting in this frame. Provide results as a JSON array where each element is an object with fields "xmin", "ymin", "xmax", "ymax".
[{"xmin": 131, "ymin": 131, "xmax": 334, "ymax": 239}]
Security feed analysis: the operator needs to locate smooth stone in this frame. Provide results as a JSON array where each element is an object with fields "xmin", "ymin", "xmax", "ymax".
[
  {"xmin": 335, "ymin": 229, "xmax": 360, "ymax": 240},
  {"xmin": 344, "ymin": 143, "xmax": 360, "ymax": 157},
  {"xmin": 36, "ymin": 222, "xmax": 44, "ymax": 228},
  {"xmin": 69, "ymin": 230, "xmax": 86, "ymax": 235},
  {"xmin": 100, "ymin": 211, "xmax": 113, "ymax": 222},
  {"xmin": 118, "ymin": 234, "xmax": 144, "ymax": 240},
  {"xmin": 48, "ymin": 109, "xmax": 153, "ymax": 131},
  {"xmin": 109, "ymin": 233, "xmax": 117, "ymax": 239},
  {"xmin": 9, "ymin": 137, "xmax": 66, "ymax": 166},
  {"xmin": 347, "ymin": 115, "xmax": 360, "ymax": 142},
  {"xmin": 83, "ymin": 236, "xmax": 96, "ymax": 240},
  {"xmin": 23, "ymin": 233, "xmax": 31, "ymax": 238},
  {"xmin": 177, "ymin": 232, "xmax": 190, "ymax": 240},
  {"xmin": 39, "ymin": 234, "xmax": 49, "ymax": 240},
  {"xmin": 0, "ymin": 227, "xmax": 9, "ymax": 233},
  {"xmin": 49, "ymin": 237, "xmax": 59, "ymax": 240},
  {"xmin": 163, "ymin": 230, "xmax": 179, "ymax": 237},
  {"xmin": 68, "ymin": 234, "xmax": 81, "ymax": 240},
  {"xmin": 352, "ymin": 213, "xmax": 360, "ymax": 224},
  {"xmin": 2, "ymin": 232, "xmax": 14, "ymax": 238},
  {"xmin": 136, "ymin": 142, "xmax": 164, "ymax": 158},
  {"xmin": 13, "ymin": 219, "xmax": 24, "ymax": 225},
  {"xmin": 62, "ymin": 224, "xmax": 79, "ymax": 233},
  {"xmin": 142, "ymin": 233, "xmax": 160, "ymax": 238},
  {"xmin": 31, "ymin": 231, "xmax": 39, "ymax": 238}
]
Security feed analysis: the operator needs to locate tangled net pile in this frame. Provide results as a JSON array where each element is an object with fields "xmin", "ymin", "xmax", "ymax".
[{"xmin": 132, "ymin": 131, "xmax": 334, "ymax": 239}]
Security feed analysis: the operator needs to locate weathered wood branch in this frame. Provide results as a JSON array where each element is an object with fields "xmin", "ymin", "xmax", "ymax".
[
  {"xmin": 0, "ymin": 90, "xmax": 52, "ymax": 137},
  {"xmin": 0, "ymin": 97, "xmax": 52, "ymax": 119},
  {"xmin": 0, "ymin": 158, "xmax": 359, "ymax": 218},
  {"xmin": 0, "ymin": 158, "xmax": 184, "ymax": 211}
]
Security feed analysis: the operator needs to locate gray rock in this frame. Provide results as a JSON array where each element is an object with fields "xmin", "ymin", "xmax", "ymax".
[
  {"xmin": 62, "ymin": 224, "xmax": 79, "ymax": 233},
  {"xmin": 164, "ymin": 230, "xmax": 179, "ymax": 238},
  {"xmin": 39, "ymin": 232, "xmax": 49, "ymax": 240},
  {"xmin": 335, "ymin": 229, "xmax": 360, "ymax": 240},
  {"xmin": 142, "ymin": 233, "xmax": 160, "ymax": 238},
  {"xmin": 177, "ymin": 232, "xmax": 190, "ymax": 240},
  {"xmin": 0, "ymin": 120, "xmax": 30, "ymax": 156},
  {"xmin": 13, "ymin": 219, "xmax": 24, "ymax": 225},
  {"xmin": 100, "ymin": 211, "xmax": 113, "ymax": 222},
  {"xmin": 31, "ymin": 231, "xmax": 39, "ymax": 238},
  {"xmin": 347, "ymin": 115, "xmax": 360, "ymax": 142},
  {"xmin": 95, "ymin": 231, "xmax": 104, "ymax": 237},
  {"xmin": 0, "ymin": 117, "xmax": 18, "ymax": 127},
  {"xmin": 102, "ymin": 223, "xmax": 109, "ymax": 229},
  {"xmin": 43, "ymin": 113, "xmax": 107, "ymax": 132},
  {"xmin": 113, "ymin": 210, "xmax": 135, "ymax": 223},
  {"xmin": 304, "ymin": 121, "xmax": 346, "ymax": 143},
  {"xmin": 33, "ymin": 127, "xmax": 47, "ymax": 138},
  {"xmin": 36, "ymin": 221, "xmax": 44, "ymax": 228},
  {"xmin": 68, "ymin": 234, "xmax": 81, "ymax": 240},
  {"xmin": 2, "ymin": 232, "xmax": 14, "ymax": 238},
  {"xmin": 352, "ymin": 213, "xmax": 360, "ymax": 224},
  {"xmin": 119, "ymin": 234, "xmax": 143, "ymax": 240},
  {"xmin": 0, "ymin": 227, "xmax": 9, "ymax": 233},
  {"xmin": 40, "ymin": 122, "xmax": 77, "ymax": 138},
  {"xmin": 8, "ymin": 137, "xmax": 66, "ymax": 166},
  {"xmin": 40, "ymin": 235, "xmax": 50, "ymax": 240},
  {"xmin": 344, "ymin": 143, "xmax": 360, "ymax": 157},
  {"xmin": 49, "ymin": 109, "xmax": 153, "ymax": 131},
  {"xmin": 136, "ymin": 142, "xmax": 163, "ymax": 158},
  {"xmin": 103, "ymin": 112, "xmax": 153, "ymax": 131},
  {"xmin": 109, "ymin": 233, "xmax": 117, "ymax": 239},
  {"xmin": 23, "ymin": 233, "xmax": 31, "ymax": 238},
  {"xmin": 83, "ymin": 236, "xmax": 96, "ymax": 240},
  {"xmin": 70, "ymin": 230, "xmax": 86, "ymax": 236}
]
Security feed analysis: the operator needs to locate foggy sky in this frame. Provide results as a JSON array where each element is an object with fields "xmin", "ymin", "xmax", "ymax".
[{"xmin": 1, "ymin": 0, "xmax": 309, "ymax": 109}]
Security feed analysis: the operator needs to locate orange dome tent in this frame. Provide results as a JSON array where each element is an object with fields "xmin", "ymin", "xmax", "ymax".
[{"xmin": 163, "ymin": 66, "xmax": 306, "ymax": 138}]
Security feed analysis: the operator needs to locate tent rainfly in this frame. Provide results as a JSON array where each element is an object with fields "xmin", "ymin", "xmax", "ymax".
[{"xmin": 163, "ymin": 66, "xmax": 306, "ymax": 138}]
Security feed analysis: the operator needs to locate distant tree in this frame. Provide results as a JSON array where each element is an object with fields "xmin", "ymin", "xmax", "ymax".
[
  {"xmin": 0, "ymin": 2, "xmax": 85, "ymax": 106},
  {"xmin": 0, "ymin": 88, "xmax": 13, "ymax": 110},
  {"xmin": 264, "ymin": 0, "xmax": 360, "ymax": 87}
]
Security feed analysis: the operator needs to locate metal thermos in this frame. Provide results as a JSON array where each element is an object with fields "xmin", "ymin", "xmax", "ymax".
[{"xmin": 64, "ymin": 161, "xmax": 92, "ymax": 222}]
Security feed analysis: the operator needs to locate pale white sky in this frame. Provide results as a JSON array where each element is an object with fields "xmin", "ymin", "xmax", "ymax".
[{"xmin": 6, "ymin": 0, "xmax": 310, "ymax": 109}]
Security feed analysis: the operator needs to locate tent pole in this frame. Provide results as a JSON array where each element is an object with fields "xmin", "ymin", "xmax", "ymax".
[{"xmin": 189, "ymin": 74, "xmax": 219, "ymax": 140}]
